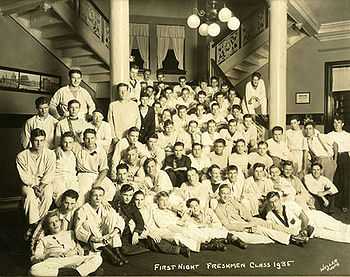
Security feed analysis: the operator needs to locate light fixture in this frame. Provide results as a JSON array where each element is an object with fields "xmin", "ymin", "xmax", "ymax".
[{"xmin": 187, "ymin": 0, "xmax": 240, "ymax": 37}]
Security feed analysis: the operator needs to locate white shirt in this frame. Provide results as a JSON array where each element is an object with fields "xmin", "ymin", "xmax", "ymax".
[
  {"xmin": 266, "ymin": 138, "xmax": 292, "ymax": 161},
  {"xmin": 50, "ymin": 85, "xmax": 95, "ymax": 119},
  {"xmin": 304, "ymin": 174, "xmax": 338, "ymax": 195},
  {"xmin": 243, "ymin": 79, "xmax": 267, "ymax": 115},
  {"xmin": 327, "ymin": 130, "xmax": 350, "ymax": 153},
  {"xmin": 76, "ymin": 146, "xmax": 108, "ymax": 174},
  {"xmin": 22, "ymin": 115, "xmax": 58, "ymax": 149},
  {"xmin": 107, "ymin": 100, "xmax": 141, "ymax": 140},
  {"xmin": 286, "ymin": 129, "xmax": 308, "ymax": 152}
]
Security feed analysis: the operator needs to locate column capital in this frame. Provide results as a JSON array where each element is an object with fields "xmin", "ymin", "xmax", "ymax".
[{"xmin": 266, "ymin": 0, "xmax": 288, "ymax": 8}]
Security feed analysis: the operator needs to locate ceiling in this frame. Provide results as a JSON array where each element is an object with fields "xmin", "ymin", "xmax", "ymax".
[{"xmin": 303, "ymin": 0, "xmax": 350, "ymax": 24}]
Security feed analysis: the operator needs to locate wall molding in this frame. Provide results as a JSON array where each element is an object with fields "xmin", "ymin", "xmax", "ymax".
[
  {"xmin": 316, "ymin": 20, "xmax": 350, "ymax": 42},
  {"xmin": 287, "ymin": 0, "xmax": 320, "ymax": 37}
]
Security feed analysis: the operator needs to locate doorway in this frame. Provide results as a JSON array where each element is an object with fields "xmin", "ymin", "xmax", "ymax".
[{"xmin": 325, "ymin": 61, "xmax": 350, "ymax": 132}]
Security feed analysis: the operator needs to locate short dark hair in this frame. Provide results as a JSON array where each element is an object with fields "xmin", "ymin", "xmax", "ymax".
[
  {"xmin": 282, "ymin": 160, "xmax": 294, "ymax": 168},
  {"xmin": 192, "ymin": 143, "xmax": 202, "ymax": 149},
  {"xmin": 116, "ymin": 163, "xmax": 129, "ymax": 172},
  {"xmin": 68, "ymin": 99, "xmax": 81, "ymax": 108},
  {"xmin": 304, "ymin": 121, "xmax": 315, "ymax": 129},
  {"xmin": 186, "ymin": 197, "xmax": 200, "ymax": 208},
  {"xmin": 334, "ymin": 115, "xmax": 345, "ymax": 123},
  {"xmin": 30, "ymin": 128, "xmax": 46, "ymax": 141},
  {"xmin": 116, "ymin": 82, "xmax": 129, "ymax": 93},
  {"xmin": 61, "ymin": 189, "xmax": 79, "ymax": 201},
  {"xmin": 42, "ymin": 210, "xmax": 60, "ymax": 235},
  {"xmin": 208, "ymin": 164, "xmax": 221, "ymax": 175},
  {"xmin": 120, "ymin": 184, "xmax": 134, "ymax": 194},
  {"xmin": 227, "ymin": 164, "xmax": 238, "ymax": 172},
  {"xmin": 258, "ymin": 141, "xmax": 268, "ymax": 147},
  {"xmin": 235, "ymin": 138, "xmax": 246, "ymax": 145},
  {"xmin": 311, "ymin": 162, "xmax": 323, "ymax": 170},
  {"xmin": 214, "ymin": 138, "xmax": 226, "ymax": 146},
  {"xmin": 266, "ymin": 191, "xmax": 280, "ymax": 201},
  {"xmin": 128, "ymin": 126, "xmax": 140, "ymax": 134},
  {"xmin": 252, "ymin": 72, "xmax": 261, "ymax": 79},
  {"xmin": 163, "ymin": 119, "xmax": 174, "ymax": 128},
  {"xmin": 35, "ymin": 97, "xmax": 50, "ymax": 108},
  {"xmin": 174, "ymin": 141, "xmax": 184, "ymax": 149},
  {"xmin": 133, "ymin": 190, "xmax": 145, "ymax": 198},
  {"xmin": 253, "ymin": 162, "xmax": 265, "ymax": 171},
  {"xmin": 231, "ymin": 105, "xmax": 242, "ymax": 112},
  {"xmin": 272, "ymin": 126, "xmax": 284, "ymax": 133},
  {"xmin": 69, "ymin": 69, "xmax": 82, "ymax": 78},
  {"xmin": 143, "ymin": 157, "xmax": 157, "ymax": 172},
  {"xmin": 83, "ymin": 128, "xmax": 96, "ymax": 137},
  {"xmin": 187, "ymin": 167, "xmax": 199, "ymax": 175},
  {"xmin": 90, "ymin": 186, "xmax": 105, "ymax": 198},
  {"xmin": 243, "ymin": 114, "xmax": 253, "ymax": 120},
  {"xmin": 61, "ymin": 131, "xmax": 75, "ymax": 143},
  {"xmin": 179, "ymin": 76, "xmax": 186, "ymax": 81}
]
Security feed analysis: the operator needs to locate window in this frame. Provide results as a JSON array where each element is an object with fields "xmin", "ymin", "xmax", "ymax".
[
  {"xmin": 131, "ymin": 48, "xmax": 144, "ymax": 69},
  {"xmin": 130, "ymin": 23, "xmax": 150, "ymax": 70},
  {"xmin": 157, "ymin": 25, "xmax": 185, "ymax": 74}
]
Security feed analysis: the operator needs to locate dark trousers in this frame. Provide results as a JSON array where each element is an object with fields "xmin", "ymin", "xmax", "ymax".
[
  {"xmin": 314, "ymin": 194, "xmax": 335, "ymax": 214},
  {"xmin": 141, "ymin": 237, "xmax": 180, "ymax": 255}
]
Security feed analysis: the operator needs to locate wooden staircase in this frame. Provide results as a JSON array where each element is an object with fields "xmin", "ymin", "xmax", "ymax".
[
  {"xmin": 2, "ymin": 0, "xmax": 111, "ymax": 98},
  {"xmin": 211, "ymin": 6, "xmax": 307, "ymax": 86}
]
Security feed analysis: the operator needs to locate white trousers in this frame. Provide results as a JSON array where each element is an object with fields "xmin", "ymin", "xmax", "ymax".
[
  {"xmin": 30, "ymin": 253, "xmax": 102, "ymax": 276},
  {"xmin": 23, "ymin": 185, "xmax": 53, "ymax": 225},
  {"xmin": 77, "ymin": 173, "xmax": 116, "ymax": 204},
  {"xmin": 308, "ymin": 210, "xmax": 350, "ymax": 243},
  {"xmin": 52, "ymin": 175, "xmax": 79, "ymax": 205}
]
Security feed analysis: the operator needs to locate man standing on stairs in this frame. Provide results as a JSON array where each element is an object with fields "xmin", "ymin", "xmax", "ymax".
[
  {"xmin": 242, "ymin": 72, "xmax": 267, "ymax": 116},
  {"xmin": 50, "ymin": 69, "xmax": 95, "ymax": 121}
]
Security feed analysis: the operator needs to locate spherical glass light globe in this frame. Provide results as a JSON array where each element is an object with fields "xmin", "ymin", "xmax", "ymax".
[
  {"xmin": 187, "ymin": 14, "xmax": 200, "ymax": 29},
  {"xmin": 208, "ymin": 22, "xmax": 220, "ymax": 37},
  {"xmin": 218, "ymin": 7, "xmax": 232, "ymax": 22},
  {"xmin": 227, "ymin": 16, "xmax": 240, "ymax": 31},
  {"xmin": 198, "ymin": 23, "xmax": 209, "ymax": 36}
]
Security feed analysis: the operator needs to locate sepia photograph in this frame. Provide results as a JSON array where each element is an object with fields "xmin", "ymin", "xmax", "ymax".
[{"xmin": 0, "ymin": 0, "xmax": 350, "ymax": 276}]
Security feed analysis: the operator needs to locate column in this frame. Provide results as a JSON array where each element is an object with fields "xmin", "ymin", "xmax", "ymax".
[
  {"xmin": 110, "ymin": 0, "xmax": 129, "ymax": 101},
  {"xmin": 268, "ymin": 0, "xmax": 287, "ymax": 130}
]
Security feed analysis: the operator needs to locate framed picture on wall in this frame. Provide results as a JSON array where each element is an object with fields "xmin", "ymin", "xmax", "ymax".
[
  {"xmin": 19, "ymin": 72, "xmax": 40, "ymax": 91},
  {"xmin": 0, "ymin": 68, "xmax": 19, "ymax": 89},
  {"xmin": 295, "ymin": 92, "xmax": 310, "ymax": 104},
  {"xmin": 40, "ymin": 75, "xmax": 61, "ymax": 94}
]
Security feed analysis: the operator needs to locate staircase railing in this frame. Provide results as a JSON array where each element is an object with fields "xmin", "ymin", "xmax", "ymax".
[
  {"xmin": 74, "ymin": 0, "xmax": 110, "ymax": 48},
  {"xmin": 213, "ymin": 5, "xmax": 268, "ymax": 66}
]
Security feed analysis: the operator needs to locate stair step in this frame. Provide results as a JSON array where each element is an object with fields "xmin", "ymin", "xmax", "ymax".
[
  {"xmin": 89, "ymin": 73, "xmax": 110, "ymax": 83},
  {"xmin": 30, "ymin": 14, "xmax": 62, "ymax": 29},
  {"xmin": 61, "ymin": 47, "xmax": 94, "ymax": 58},
  {"xmin": 41, "ymin": 23, "xmax": 73, "ymax": 39},
  {"xmin": 71, "ymin": 56, "xmax": 104, "ymax": 66},
  {"xmin": 255, "ymin": 47, "xmax": 269, "ymax": 58},
  {"xmin": 80, "ymin": 65, "xmax": 109, "ymax": 75},
  {"xmin": 233, "ymin": 64, "xmax": 251, "ymax": 73},
  {"xmin": 0, "ymin": 0, "xmax": 39, "ymax": 15},
  {"xmin": 53, "ymin": 39, "xmax": 85, "ymax": 49},
  {"xmin": 244, "ymin": 55, "xmax": 264, "ymax": 66}
]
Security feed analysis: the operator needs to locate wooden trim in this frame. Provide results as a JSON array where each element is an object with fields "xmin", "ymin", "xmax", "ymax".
[{"xmin": 0, "ymin": 196, "xmax": 21, "ymax": 211}]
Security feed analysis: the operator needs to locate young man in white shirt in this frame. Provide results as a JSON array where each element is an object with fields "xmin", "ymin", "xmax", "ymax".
[
  {"xmin": 22, "ymin": 97, "xmax": 58, "ymax": 150},
  {"xmin": 76, "ymin": 129, "xmax": 116, "ymax": 203},
  {"xmin": 242, "ymin": 72, "xmax": 267, "ymax": 115},
  {"xmin": 55, "ymin": 99, "xmax": 89, "ymax": 153},
  {"xmin": 90, "ymin": 109, "xmax": 113, "ymax": 154},
  {"xmin": 108, "ymin": 83, "xmax": 141, "ymax": 143},
  {"xmin": 17, "ymin": 128, "xmax": 56, "ymax": 240},
  {"xmin": 50, "ymin": 69, "xmax": 95, "ymax": 121},
  {"xmin": 304, "ymin": 162, "xmax": 338, "ymax": 214}
]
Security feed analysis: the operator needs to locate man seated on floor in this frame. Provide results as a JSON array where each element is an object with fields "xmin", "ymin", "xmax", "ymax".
[
  {"xmin": 112, "ymin": 184, "xmax": 148, "ymax": 256},
  {"xmin": 52, "ymin": 131, "xmax": 79, "ymax": 205},
  {"xmin": 76, "ymin": 128, "xmax": 116, "ymax": 204},
  {"xmin": 221, "ymin": 165, "xmax": 245, "ymax": 202},
  {"xmin": 215, "ymin": 185, "xmax": 307, "ymax": 247},
  {"xmin": 157, "ymin": 119, "xmax": 179, "ymax": 155},
  {"xmin": 304, "ymin": 162, "xmax": 338, "ymax": 214},
  {"xmin": 30, "ymin": 210, "xmax": 103, "ymax": 277},
  {"xmin": 111, "ymin": 127, "xmax": 147, "ymax": 180},
  {"xmin": 120, "ymin": 145, "xmax": 145, "ymax": 186},
  {"xmin": 219, "ymin": 119, "xmax": 246, "ymax": 155},
  {"xmin": 181, "ymin": 198, "xmax": 247, "ymax": 250},
  {"xmin": 31, "ymin": 189, "xmax": 79, "ymax": 254},
  {"xmin": 266, "ymin": 191, "xmax": 350, "ymax": 244},
  {"xmin": 16, "ymin": 128, "xmax": 55, "ymax": 240},
  {"xmin": 75, "ymin": 187, "xmax": 127, "ymax": 267},
  {"xmin": 269, "ymin": 165, "xmax": 298, "ymax": 202},
  {"xmin": 202, "ymin": 119, "xmax": 221, "ymax": 154},
  {"xmin": 152, "ymin": 191, "xmax": 204, "ymax": 253},
  {"xmin": 142, "ymin": 158, "xmax": 173, "ymax": 204},
  {"xmin": 133, "ymin": 190, "xmax": 190, "ymax": 257},
  {"xmin": 143, "ymin": 133, "xmax": 165, "ymax": 167},
  {"xmin": 243, "ymin": 114, "xmax": 258, "ymax": 151},
  {"xmin": 163, "ymin": 141, "xmax": 191, "ymax": 188},
  {"xmin": 89, "ymin": 109, "xmax": 113, "ymax": 154},
  {"xmin": 282, "ymin": 161, "xmax": 315, "ymax": 211},
  {"xmin": 55, "ymin": 99, "xmax": 89, "ymax": 153}
]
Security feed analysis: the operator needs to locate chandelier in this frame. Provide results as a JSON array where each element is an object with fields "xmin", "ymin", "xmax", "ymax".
[{"xmin": 187, "ymin": 0, "xmax": 240, "ymax": 37}]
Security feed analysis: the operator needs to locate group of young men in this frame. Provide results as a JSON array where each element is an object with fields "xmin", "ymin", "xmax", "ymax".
[{"xmin": 17, "ymin": 66, "xmax": 350, "ymax": 276}]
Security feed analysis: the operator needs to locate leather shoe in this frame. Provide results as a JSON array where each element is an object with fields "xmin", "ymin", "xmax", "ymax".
[{"xmin": 290, "ymin": 234, "xmax": 308, "ymax": 247}]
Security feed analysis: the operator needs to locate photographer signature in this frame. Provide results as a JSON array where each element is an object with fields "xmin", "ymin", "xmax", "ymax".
[{"xmin": 320, "ymin": 258, "xmax": 340, "ymax": 272}]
